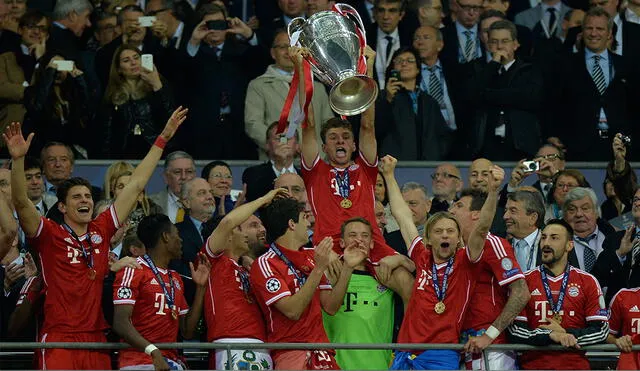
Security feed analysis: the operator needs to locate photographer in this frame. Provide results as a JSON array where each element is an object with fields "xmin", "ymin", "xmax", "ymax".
[{"xmin": 375, "ymin": 47, "xmax": 452, "ymax": 160}]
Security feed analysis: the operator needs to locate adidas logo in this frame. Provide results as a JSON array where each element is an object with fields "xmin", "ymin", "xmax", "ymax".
[
  {"xmin": 630, "ymin": 305, "xmax": 639, "ymax": 313},
  {"xmin": 150, "ymin": 278, "xmax": 159, "ymax": 285},
  {"xmin": 531, "ymin": 289, "xmax": 542, "ymax": 296}
]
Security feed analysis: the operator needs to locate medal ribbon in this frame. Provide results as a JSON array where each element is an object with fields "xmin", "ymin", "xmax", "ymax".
[
  {"xmin": 62, "ymin": 224, "xmax": 94, "ymax": 270},
  {"xmin": 432, "ymin": 257, "xmax": 454, "ymax": 303},
  {"xmin": 334, "ymin": 169, "xmax": 351, "ymax": 199},
  {"xmin": 539, "ymin": 264, "xmax": 570, "ymax": 315},
  {"xmin": 143, "ymin": 254, "xmax": 176, "ymax": 311},
  {"xmin": 270, "ymin": 243, "xmax": 308, "ymax": 286},
  {"xmin": 238, "ymin": 267, "xmax": 251, "ymax": 295}
]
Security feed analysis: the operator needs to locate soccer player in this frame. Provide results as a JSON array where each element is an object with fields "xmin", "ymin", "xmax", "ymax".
[
  {"xmin": 380, "ymin": 155, "xmax": 504, "ymax": 370},
  {"xmin": 508, "ymin": 219, "xmax": 609, "ymax": 370},
  {"xmin": 449, "ymin": 188, "xmax": 530, "ymax": 370},
  {"xmin": 113, "ymin": 214, "xmax": 211, "ymax": 370},
  {"xmin": 3, "ymin": 108, "xmax": 187, "ymax": 370},
  {"xmin": 607, "ymin": 287, "xmax": 640, "ymax": 360},
  {"xmin": 251, "ymin": 197, "xmax": 367, "ymax": 370},
  {"xmin": 194, "ymin": 188, "xmax": 288, "ymax": 370}
]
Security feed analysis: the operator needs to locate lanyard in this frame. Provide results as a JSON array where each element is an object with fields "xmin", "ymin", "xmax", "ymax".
[
  {"xmin": 142, "ymin": 254, "xmax": 176, "ymax": 310},
  {"xmin": 270, "ymin": 243, "xmax": 307, "ymax": 286},
  {"xmin": 525, "ymin": 230, "xmax": 540, "ymax": 271},
  {"xmin": 432, "ymin": 257, "xmax": 454, "ymax": 302},
  {"xmin": 237, "ymin": 265, "xmax": 250, "ymax": 295},
  {"xmin": 539, "ymin": 264, "xmax": 570, "ymax": 314},
  {"xmin": 334, "ymin": 169, "xmax": 350, "ymax": 199},
  {"xmin": 62, "ymin": 224, "xmax": 94, "ymax": 270}
]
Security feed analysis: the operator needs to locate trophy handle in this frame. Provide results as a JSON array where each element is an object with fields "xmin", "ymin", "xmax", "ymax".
[
  {"xmin": 332, "ymin": 3, "xmax": 367, "ymax": 45},
  {"xmin": 287, "ymin": 17, "xmax": 306, "ymax": 45}
]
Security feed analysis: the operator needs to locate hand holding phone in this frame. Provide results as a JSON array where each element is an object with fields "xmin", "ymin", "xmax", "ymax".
[
  {"xmin": 138, "ymin": 16, "xmax": 156, "ymax": 27},
  {"xmin": 141, "ymin": 54, "xmax": 153, "ymax": 71},
  {"xmin": 52, "ymin": 60, "xmax": 74, "ymax": 72}
]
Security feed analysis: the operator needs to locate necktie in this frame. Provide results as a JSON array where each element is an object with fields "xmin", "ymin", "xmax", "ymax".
[
  {"xmin": 199, "ymin": 223, "xmax": 205, "ymax": 242},
  {"xmin": 514, "ymin": 239, "xmax": 529, "ymax": 271},
  {"xmin": 176, "ymin": 207, "xmax": 185, "ymax": 223},
  {"xmin": 631, "ymin": 240, "xmax": 640, "ymax": 267},
  {"xmin": 216, "ymin": 46, "xmax": 222, "ymax": 60},
  {"xmin": 463, "ymin": 30, "xmax": 475, "ymax": 61},
  {"xmin": 427, "ymin": 66, "xmax": 445, "ymax": 106},
  {"xmin": 575, "ymin": 235, "xmax": 597, "ymax": 271},
  {"xmin": 547, "ymin": 8, "xmax": 557, "ymax": 34},
  {"xmin": 591, "ymin": 55, "xmax": 607, "ymax": 95},
  {"xmin": 384, "ymin": 35, "xmax": 394, "ymax": 63},
  {"xmin": 499, "ymin": 66, "xmax": 507, "ymax": 75}
]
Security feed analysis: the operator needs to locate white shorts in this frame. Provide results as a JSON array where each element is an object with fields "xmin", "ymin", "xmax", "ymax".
[
  {"xmin": 121, "ymin": 358, "xmax": 184, "ymax": 370},
  {"xmin": 214, "ymin": 338, "xmax": 273, "ymax": 370},
  {"xmin": 464, "ymin": 350, "xmax": 517, "ymax": 370}
]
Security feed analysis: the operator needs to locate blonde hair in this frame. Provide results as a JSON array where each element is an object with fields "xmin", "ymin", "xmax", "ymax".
[
  {"xmin": 113, "ymin": 170, "xmax": 154, "ymax": 216},
  {"xmin": 424, "ymin": 211, "xmax": 462, "ymax": 242},
  {"xmin": 104, "ymin": 44, "xmax": 153, "ymax": 106},
  {"xmin": 104, "ymin": 161, "xmax": 134, "ymax": 199}
]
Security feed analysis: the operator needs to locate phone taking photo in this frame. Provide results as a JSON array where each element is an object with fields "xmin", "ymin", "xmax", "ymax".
[
  {"xmin": 52, "ymin": 60, "xmax": 74, "ymax": 72},
  {"xmin": 141, "ymin": 54, "xmax": 153, "ymax": 71},
  {"xmin": 138, "ymin": 16, "xmax": 156, "ymax": 27}
]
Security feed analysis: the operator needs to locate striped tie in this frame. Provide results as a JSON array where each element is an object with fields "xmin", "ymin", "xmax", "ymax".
[
  {"xmin": 591, "ymin": 55, "xmax": 607, "ymax": 95},
  {"xmin": 427, "ymin": 66, "xmax": 444, "ymax": 106},
  {"xmin": 463, "ymin": 30, "xmax": 475, "ymax": 61}
]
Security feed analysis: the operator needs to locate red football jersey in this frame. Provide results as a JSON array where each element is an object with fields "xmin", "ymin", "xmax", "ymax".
[
  {"xmin": 201, "ymin": 239, "xmax": 266, "ymax": 341},
  {"xmin": 463, "ymin": 234, "xmax": 524, "ymax": 343},
  {"xmin": 250, "ymin": 245, "xmax": 332, "ymax": 358},
  {"xmin": 28, "ymin": 206, "xmax": 120, "ymax": 334},
  {"xmin": 302, "ymin": 153, "xmax": 395, "ymax": 262},
  {"xmin": 397, "ymin": 237, "xmax": 478, "ymax": 348},
  {"xmin": 113, "ymin": 258, "xmax": 189, "ymax": 368},
  {"xmin": 516, "ymin": 266, "xmax": 608, "ymax": 370},
  {"xmin": 609, "ymin": 287, "xmax": 640, "ymax": 337}
]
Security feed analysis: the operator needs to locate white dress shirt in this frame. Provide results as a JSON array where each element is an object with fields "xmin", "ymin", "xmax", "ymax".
[{"xmin": 375, "ymin": 27, "xmax": 400, "ymax": 89}]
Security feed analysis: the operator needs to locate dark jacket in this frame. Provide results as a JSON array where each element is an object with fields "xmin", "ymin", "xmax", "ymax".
[
  {"xmin": 242, "ymin": 162, "xmax": 301, "ymax": 202},
  {"xmin": 592, "ymin": 230, "xmax": 640, "ymax": 305}
]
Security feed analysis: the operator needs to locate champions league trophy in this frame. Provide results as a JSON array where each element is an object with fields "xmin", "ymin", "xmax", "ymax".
[{"xmin": 288, "ymin": 3, "xmax": 378, "ymax": 116}]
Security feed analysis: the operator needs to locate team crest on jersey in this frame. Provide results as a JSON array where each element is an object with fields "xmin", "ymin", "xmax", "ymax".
[
  {"xmin": 266, "ymin": 278, "xmax": 281, "ymax": 293},
  {"xmin": 90, "ymin": 233, "xmax": 103, "ymax": 245},
  {"xmin": 500, "ymin": 258, "xmax": 513, "ymax": 270},
  {"xmin": 348, "ymin": 164, "xmax": 360, "ymax": 171},
  {"xmin": 172, "ymin": 278, "xmax": 181, "ymax": 291},
  {"xmin": 377, "ymin": 284, "xmax": 388, "ymax": 293},
  {"xmin": 117, "ymin": 287, "xmax": 132, "ymax": 299},
  {"xmin": 568, "ymin": 283, "xmax": 581, "ymax": 297}
]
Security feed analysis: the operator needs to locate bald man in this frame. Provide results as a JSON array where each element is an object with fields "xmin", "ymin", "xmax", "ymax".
[
  {"xmin": 468, "ymin": 158, "xmax": 508, "ymax": 237},
  {"xmin": 273, "ymin": 172, "xmax": 315, "ymax": 235},
  {"xmin": 430, "ymin": 163, "xmax": 462, "ymax": 213}
]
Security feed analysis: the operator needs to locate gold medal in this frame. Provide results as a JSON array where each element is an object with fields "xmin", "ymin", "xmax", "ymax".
[
  {"xmin": 552, "ymin": 312, "xmax": 562, "ymax": 324},
  {"xmin": 340, "ymin": 198, "xmax": 352, "ymax": 209},
  {"xmin": 88, "ymin": 268, "xmax": 96, "ymax": 280},
  {"xmin": 434, "ymin": 301, "xmax": 446, "ymax": 314},
  {"xmin": 171, "ymin": 307, "xmax": 178, "ymax": 320}
]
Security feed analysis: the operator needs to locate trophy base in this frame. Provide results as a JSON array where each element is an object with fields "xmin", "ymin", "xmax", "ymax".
[{"xmin": 329, "ymin": 75, "xmax": 378, "ymax": 116}]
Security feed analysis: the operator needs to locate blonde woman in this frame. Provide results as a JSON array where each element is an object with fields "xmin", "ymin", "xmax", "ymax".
[{"xmin": 103, "ymin": 160, "xmax": 134, "ymax": 199}]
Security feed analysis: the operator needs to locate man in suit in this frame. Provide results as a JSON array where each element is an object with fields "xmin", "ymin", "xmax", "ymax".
[
  {"xmin": 430, "ymin": 163, "xmax": 462, "ymax": 213},
  {"xmin": 349, "ymin": 0, "xmax": 376, "ymax": 27},
  {"xmin": 149, "ymin": 150, "xmax": 196, "ymax": 223},
  {"xmin": 0, "ymin": 0, "xmax": 24, "ymax": 54},
  {"xmin": 242, "ymin": 122, "xmax": 301, "ymax": 202},
  {"xmin": 561, "ymin": 7, "xmax": 632, "ymax": 161},
  {"xmin": 23, "ymin": 156, "xmax": 56, "ymax": 217},
  {"xmin": 467, "ymin": 20, "xmax": 543, "ymax": 160},
  {"xmin": 482, "ymin": 0, "xmax": 533, "ymax": 57},
  {"xmin": 562, "ymin": 187, "xmax": 615, "ymax": 273},
  {"xmin": 594, "ymin": 0, "xmax": 640, "ymax": 63},
  {"xmin": 441, "ymin": 0, "xmax": 484, "ymax": 64},
  {"xmin": 593, "ymin": 188, "xmax": 640, "ymax": 304},
  {"xmin": 47, "ymin": 0, "xmax": 93, "ymax": 62},
  {"xmin": 514, "ymin": 0, "xmax": 572, "ymax": 40},
  {"xmin": 505, "ymin": 188, "xmax": 545, "ymax": 271},
  {"xmin": 366, "ymin": 0, "xmax": 413, "ymax": 88},
  {"xmin": 258, "ymin": 0, "xmax": 306, "ymax": 50},
  {"xmin": 308, "ymin": 0, "xmax": 336, "ymax": 17}
]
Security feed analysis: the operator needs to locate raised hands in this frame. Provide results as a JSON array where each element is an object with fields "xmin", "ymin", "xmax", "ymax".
[
  {"xmin": 487, "ymin": 165, "xmax": 505, "ymax": 193},
  {"xmin": 343, "ymin": 241, "xmax": 368, "ymax": 269},
  {"xmin": 314, "ymin": 237, "xmax": 333, "ymax": 271},
  {"xmin": 2, "ymin": 122, "xmax": 34, "ymax": 160},
  {"xmin": 378, "ymin": 155, "xmax": 397, "ymax": 176},
  {"xmin": 159, "ymin": 106, "xmax": 188, "ymax": 141},
  {"xmin": 226, "ymin": 17, "xmax": 253, "ymax": 39},
  {"xmin": 190, "ymin": 253, "xmax": 212, "ymax": 287}
]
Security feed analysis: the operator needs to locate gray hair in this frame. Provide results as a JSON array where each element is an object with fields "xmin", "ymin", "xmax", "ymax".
[
  {"xmin": 562, "ymin": 187, "xmax": 601, "ymax": 218},
  {"xmin": 401, "ymin": 181, "xmax": 429, "ymax": 199},
  {"xmin": 179, "ymin": 177, "xmax": 202, "ymax": 204},
  {"xmin": 163, "ymin": 151, "xmax": 195, "ymax": 171},
  {"xmin": 53, "ymin": 0, "xmax": 93, "ymax": 21},
  {"xmin": 507, "ymin": 189, "xmax": 546, "ymax": 228}
]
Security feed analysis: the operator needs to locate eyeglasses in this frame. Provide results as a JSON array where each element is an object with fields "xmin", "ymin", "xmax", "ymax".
[
  {"xmin": 535, "ymin": 153, "xmax": 562, "ymax": 161},
  {"xmin": 393, "ymin": 57, "xmax": 416, "ymax": 65},
  {"xmin": 210, "ymin": 173, "xmax": 233, "ymax": 180},
  {"xmin": 431, "ymin": 172, "xmax": 460, "ymax": 180},
  {"xmin": 459, "ymin": 4, "xmax": 483, "ymax": 12},
  {"xmin": 147, "ymin": 7, "xmax": 169, "ymax": 16},
  {"xmin": 556, "ymin": 183, "xmax": 578, "ymax": 190}
]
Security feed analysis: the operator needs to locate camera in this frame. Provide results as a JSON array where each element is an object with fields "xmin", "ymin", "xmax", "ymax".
[
  {"xmin": 522, "ymin": 161, "xmax": 539, "ymax": 173},
  {"xmin": 206, "ymin": 20, "xmax": 228, "ymax": 30},
  {"xmin": 390, "ymin": 69, "xmax": 401, "ymax": 81}
]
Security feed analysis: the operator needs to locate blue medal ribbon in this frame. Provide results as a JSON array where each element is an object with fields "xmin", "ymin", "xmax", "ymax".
[
  {"xmin": 334, "ymin": 169, "xmax": 350, "ymax": 199},
  {"xmin": 539, "ymin": 264, "xmax": 570, "ymax": 315},
  {"xmin": 238, "ymin": 267, "xmax": 251, "ymax": 295},
  {"xmin": 432, "ymin": 257, "xmax": 454, "ymax": 303},
  {"xmin": 270, "ymin": 243, "xmax": 307, "ymax": 286},
  {"xmin": 143, "ymin": 254, "xmax": 176, "ymax": 312},
  {"xmin": 62, "ymin": 224, "xmax": 94, "ymax": 270}
]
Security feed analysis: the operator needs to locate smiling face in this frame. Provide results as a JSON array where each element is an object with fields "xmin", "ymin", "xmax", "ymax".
[
  {"xmin": 553, "ymin": 175, "xmax": 579, "ymax": 206},
  {"xmin": 504, "ymin": 199, "xmax": 537, "ymax": 238},
  {"xmin": 24, "ymin": 167, "xmax": 44, "ymax": 202},
  {"xmin": 60, "ymin": 185, "xmax": 94, "ymax": 225},
  {"xmin": 392, "ymin": 51, "xmax": 420, "ymax": 81},
  {"xmin": 207, "ymin": 165, "xmax": 232, "ymax": 198},
  {"xmin": 271, "ymin": 32, "xmax": 294, "ymax": 71},
  {"xmin": 468, "ymin": 158, "xmax": 492, "ymax": 192},
  {"xmin": 340, "ymin": 220, "xmax": 373, "ymax": 256},
  {"xmin": 564, "ymin": 196, "xmax": 597, "ymax": 236},
  {"xmin": 322, "ymin": 126, "xmax": 356, "ymax": 167},
  {"xmin": 184, "ymin": 178, "xmax": 216, "ymax": 220},
  {"xmin": 118, "ymin": 49, "xmax": 141, "ymax": 79},
  {"xmin": 582, "ymin": 14, "xmax": 611, "ymax": 54},
  {"xmin": 240, "ymin": 215, "xmax": 267, "ymax": 252},
  {"xmin": 427, "ymin": 217, "xmax": 460, "ymax": 263},
  {"xmin": 18, "ymin": 18, "xmax": 48, "ymax": 47}
]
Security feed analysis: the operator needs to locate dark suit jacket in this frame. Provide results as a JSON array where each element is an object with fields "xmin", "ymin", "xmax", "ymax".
[
  {"xmin": 0, "ymin": 30, "xmax": 20, "ymax": 55},
  {"xmin": 620, "ymin": 11, "xmax": 640, "ymax": 64},
  {"xmin": 47, "ymin": 25, "xmax": 83, "ymax": 64},
  {"xmin": 592, "ymin": 230, "xmax": 640, "ymax": 305},
  {"xmin": 440, "ymin": 23, "xmax": 485, "ymax": 66},
  {"xmin": 241, "ymin": 162, "xmax": 301, "ymax": 202},
  {"xmin": 171, "ymin": 215, "xmax": 206, "ymax": 305}
]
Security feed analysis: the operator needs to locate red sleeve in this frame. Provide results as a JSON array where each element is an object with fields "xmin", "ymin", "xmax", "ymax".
[
  {"xmin": 356, "ymin": 152, "xmax": 379, "ymax": 183},
  {"xmin": 113, "ymin": 266, "xmax": 143, "ymax": 305},
  {"xmin": 608, "ymin": 291, "xmax": 624, "ymax": 335},
  {"xmin": 92, "ymin": 205, "xmax": 120, "ymax": 242},
  {"xmin": 251, "ymin": 256, "xmax": 292, "ymax": 306},
  {"xmin": 26, "ymin": 216, "xmax": 52, "ymax": 252},
  {"xmin": 408, "ymin": 237, "xmax": 427, "ymax": 266},
  {"xmin": 583, "ymin": 272, "xmax": 609, "ymax": 322},
  {"xmin": 16, "ymin": 276, "xmax": 41, "ymax": 306},
  {"xmin": 301, "ymin": 153, "xmax": 323, "ymax": 174},
  {"xmin": 482, "ymin": 236, "xmax": 525, "ymax": 286},
  {"xmin": 174, "ymin": 274, "xmax": 189, "ymax": 316}
]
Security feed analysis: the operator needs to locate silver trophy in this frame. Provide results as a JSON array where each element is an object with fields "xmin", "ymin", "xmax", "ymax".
[{"xmin": 288, "ymin": 4, "xmax": 377, "ymax": 116}]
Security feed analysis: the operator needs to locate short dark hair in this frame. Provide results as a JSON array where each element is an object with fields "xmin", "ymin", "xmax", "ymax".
[
  {"xmin": 18, "ymin": 10, "xmax": 49, "ymax": 29},
  {"xmin": 375, "ymin": 0, "xmax": 407, "ymax": 11},
  {"xmin": 458, "ymin": 188, "xmax": 487, "ymax": 211},
  {"xmin": 488, "ymin": 19, "xmax": 518, "ymax": 40},
  {"xmin": 196, "ymin": 3, "xmax": 227, "ymax": 24},
  {"xmin": 479, "ymin": 9, "xmax": 506, "ymax": 23},
  {"xmin": 117, "ymin": 5, "xmax": 145, "ymax": 25},
  {"xmin": 23, "ymin": 156, "xmax": 42, "ymax": 172},
  {"xmin": 507, "ymin": 189, "xmax": 546, "ymax": 228},
  {"xmin": 57, "ymin": 177, "xmax": 93, "ymax": 203},
  {"xmin": 137, "ymin": 214, "xmax": 174, "ymax": 250},
  {"xmin": 201, "ymin": 160, "xmax": 231, "ymax": 180},
  {"xmin": 341, "ymin": 217, "xmax": 372, "ymax": 238},
  {"xmin": 320, "ymin": 117, "xmax": 353, "ymax": 144},
  {"xmin": 123, "ymin": 229, "xmax": 144, "ymax": 257},
  {"xmin": 385, "ymin": 46, "xmax": 422, "ymax": 84},
  {"xmin": 544, "ymin": 218, "xmax": 574, "ymax": 240},
  {"xmin": 260, "ymin": 198, "xmax": 305, "ymax": 243}
]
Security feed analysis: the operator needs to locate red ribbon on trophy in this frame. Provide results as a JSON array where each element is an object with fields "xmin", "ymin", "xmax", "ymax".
[{"xmin": 277, "ymin": 57, "xmax": 313, "ymax": 137}]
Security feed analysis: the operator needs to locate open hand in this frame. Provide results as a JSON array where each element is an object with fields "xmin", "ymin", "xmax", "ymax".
[
  {"xmin": 190, "ymin": 253, "xmax": 211, "ymax": 287},
  {"xmin": 159, "ymin": 106, "xmax": 188, "ymax": 141},
  {"xmin": 2, "ymin": 122, "xmax": 34, "ymax": 159},
  {"xmin": 314, "ymin": 237, "xmax": 333, "ymax": 270}
]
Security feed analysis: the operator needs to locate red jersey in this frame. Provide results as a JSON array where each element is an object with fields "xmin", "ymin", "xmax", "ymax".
[
  {"xmin": 113, "ymin": 258, "xmax": 189, "ymax": 368},
  {"xmin": 201, "ymin": 238, "xmax": 266, "ymax": 341},
  {"xmin": 609, "ymin": 287, "xmax": 640, "ymax": 337},
  {"xmin": 463, "ymin": 233, "xmax": 524, "ymax": 343},
  {"xmin": 28, "ymin": 206, "xmax": 120, "ymax": 334},
  {"xmin": 250, "ymin": 245, "xmax": 332, "ymax": 358},
  {"xmin": 398, "ymin": 237, "xmax": 478, "ymax": 348},
  {"xmin": 516, "ymin": 266, "xmax": 608, "ymax": 370}
]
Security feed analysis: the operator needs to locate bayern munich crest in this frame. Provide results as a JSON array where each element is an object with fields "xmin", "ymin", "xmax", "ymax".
[
  {"xmin": 117, "ymin": 287, "xmax": 132, "ymax": 299},
  {"xmin": 266, "ymin": 278, "xmax": 281, "ymax": 293},
  {"xmin": 500, "ymin": 258, "xmax": 513, "ymax": 271},
  {"xmin": 568, "ymin": 283, "xmax": 580, "ymax": 297},
  {"xmin": 90, "ymin": 233, "xmax": 103, "ymax": 244}
]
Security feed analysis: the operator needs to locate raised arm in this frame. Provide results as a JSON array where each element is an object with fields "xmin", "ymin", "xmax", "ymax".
[
  {"xmin": 207, "ymin": 188, "xmax": 288, "ymax": 255},
  {"xmin": 467, "ymin": 165, "xmax": 504, "ymax": 261},
  {"xmin": 113, "ymin": 107, "xmax": 187, "ymax": 225},
  {"xmin": 182, "ymin": 254, "xmax": 211, "ymax": 339},
  {"xmin": 379, "ymin": 155, "xmax": 419, "ymax": 247},
  {"xmin": 319, "ymin": 240, "xmax": 367, "ymax": 315},
  {"xmin": 358, "ymin": 46, "xmax": 377, "ymax": 164},
  {"xmin": 290, "ymin": 47, "xmax": 320, "ymax": 167},
  {"xmin": 3, "ymin": 123, "xmax": 39, "ymax": 238}
]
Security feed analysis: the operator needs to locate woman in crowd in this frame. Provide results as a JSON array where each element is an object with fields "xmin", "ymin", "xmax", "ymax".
[
  {"xmin": 103, "ymin": 160, "xmax": 134, "ymax": 199},
  {"xmin": 112, "ymin": 170, "xmax": 162, "ymax": 226},
  {"xmin": 202, "ymin": 160, "xmax": 235, "ymax": 217},
  {"xmin": 99, "ymin": 44, "xmax": 174, "ymax": 158},
  {"xmin": 545, "ymin": 169, "xmax": 590, "ymax": 221}
]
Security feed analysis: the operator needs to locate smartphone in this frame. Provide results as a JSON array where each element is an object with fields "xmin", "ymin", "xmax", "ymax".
[
  {"xmin": 206, "ymin": 19, "xmax": 228, "ymax": 30},
  {"xmin": 522, "ymin": 161, "xmax": 540, "ymax": 173},
  {"xmin": 138, "ymin": 16, "xmax": 156, "ymax": 27},
  {"xmin": 52, "ymin": 60, "xmax": 74, "ymax": 72},
  {"xmin": 390, "ymin": 69, "xmax": 401, "ymax": 80},
  {"xmin": 141, "ymin": 54, "xmax": 153, "ymax": 71}
]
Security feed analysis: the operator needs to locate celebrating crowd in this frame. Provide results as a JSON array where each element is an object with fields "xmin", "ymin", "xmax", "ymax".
[{"xmin": 1, "ymin": 0, "xmax": 640, "ymax": 370}]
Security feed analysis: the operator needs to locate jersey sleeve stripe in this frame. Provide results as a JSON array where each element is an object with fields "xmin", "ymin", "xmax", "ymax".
[
  {"xmin": 358, "ymin": 151, "xmax": 378, "ymax": 167},
  {"xmin": 487, "ymin": 234, "xmax": 507, "ymax": 259},
  {"xmin": 457, "ymin": 280, "xmax": 472, "ymax": 324},
  {"xmin": 408, "ymin": 236, "xmax": 422, "ymax": 257},
  {"xmin": 33, "ymin": 217, "xmax": 44, "ymax": 238},
  {"xmin": 586, "ymin": 315, "xmax": 609, "ymax": 321},
  {"xmin": 258, "ymin": 255, "xmax": 274, "ymax": 278},
  {"xmin": 609, "ymin": 329, "xmax": 619, "ymax": 335},
  {"xmin": 301, "ymin": 154, "xmax": 320, "ymax": 171},
  {"xmin": 515, "ymin": 315, "xmax": 528, "ymax": 322},
  {"xmin": 179, "ymin": 309, "xmax": 189, "ymax": 315},
  {"xmin": 121, "ymin": 267, "xmax": 135, "ymax": 287},
  {"xmin": 114, "ymin": 299, "xmax": 135, "ymax": 305},
  {"xmin": 205, "ymin": 237, "xmax": 223, "ymax": 258},
  {"xmin": 465, "ymin": 244, "xmax": 483, "ymax": 264},
  {"xmin": 265, "ymin": 291, "xmax": 291, "ymax": 306},
  {"xmin": 108, "ymin": 205, "xmax": 121, "ymax": 229},
  {"xmin": 498, "ymin": 273, "xmax": 525, "ymax": 286}
]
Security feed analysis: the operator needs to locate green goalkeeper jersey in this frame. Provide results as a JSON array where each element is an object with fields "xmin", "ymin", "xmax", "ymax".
[{"xmin": 322, "ymin": 270, "xmax": 395, "ymax": 370}]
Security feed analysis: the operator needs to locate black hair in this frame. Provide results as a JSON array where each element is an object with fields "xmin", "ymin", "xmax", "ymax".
[
  {"xmin": 137, "ymin": 214, "xmax": 174, "ymax": 250},
  {"xmin": 57, "ymin": 177, "xmax": 93, "ymax": 203},
  {"xmin": 458, "ymin": 188, "xmax": 488, "ymax": 211},
  {"xmin": 201, "ymin": 160, "xmax": 231, "ymax": 180},
  {"xmin": 544, "ymin": 218, "xmax": 574, "ymax": 240},
  {"xmin": 260, "ymin": 198, "xmax": 306, "ymax": 243}
]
